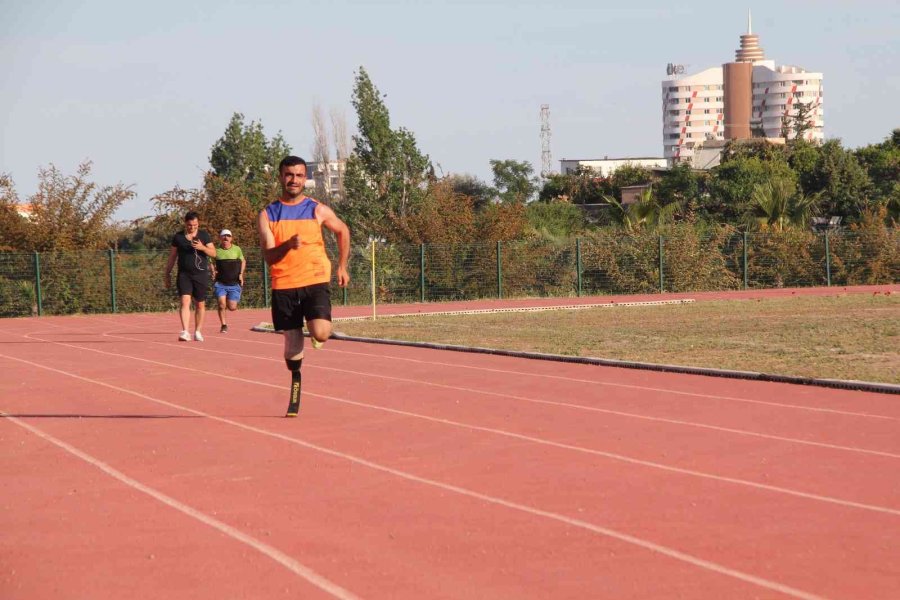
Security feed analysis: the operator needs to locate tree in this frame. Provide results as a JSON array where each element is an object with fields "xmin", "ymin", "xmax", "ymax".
[
  {"xmin": 343, "ymin": 66, "xmax": 433, "ymax": 239},
  {"xmin": 489, "ymin": 159, "xmax": 538, "ymax": 204},
  {"xmin": 746, "ymin": 178, "xmax": 819, "ymax": 231},
  {"xmin": 209, "ymin": 113, "xmax": 292, "ymax": 211},
  {"xmin": 855, "ymin": 128, "xmax": 900, "ymax": 203},
  {"xmin": 804, "ymin": 140, "xmax": 872, "ymax": 221},
  {"xmin": 525, "ymin": 201, "xmax": 586, "ymax": 239},
  {"xmin": 706, "ymin": 155, "xmax": 797, "ymax": 224},
  {"xmin": 780, "ymin": 100, "xmax": 817, "ymax": 141},
  {"xmin": 0, "ymin": 174, "xmax": 28, "ymax": 250},
  {"xmin": 447, "ymin": 173, "xmax": 495, "ymax": 210},
  {"xmin": 654, "ymin": 162, "xmax": 701, "ymax": 206},
  {"xmin": 791, "ymin": 101, "xmax": 817, "ymax": 140},
  {"xmin": 310, "ymin": 103, "xmax": 352, "ymax": 202},
  {"xmin": 149, "ymin": 174, "xmax": 256, "ymax": 250},
  {"xmin": 311, "ymin": 102, "xmax": 332, "ymax": 200},
  {"xmin": 604, "ymin": 189, "xmax": 676, "ymax": 232},
  {"xmin": 2, "ymin": 162, "xmax": 134, "ymax": 252},
  {"xmin": 609, "ymin": 164, "xmax": 653, "ymax": 191}
]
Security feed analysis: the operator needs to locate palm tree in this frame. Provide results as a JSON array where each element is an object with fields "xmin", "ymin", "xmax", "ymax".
[
  {"xmin": 604, "ymin": 189, "xmax": 678, "ymax": 232},
  {"xmin": 747, "ymin": 178, "xmax": 819, "ymax": 231}
]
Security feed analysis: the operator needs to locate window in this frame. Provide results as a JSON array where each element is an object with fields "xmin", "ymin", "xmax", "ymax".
[
  {"xmin": 715, "ymin": 96, "xmax": 723, "ymax": 102},
  {"xmin": 704, "ymin": 109, "xmax": 711, "ymax": 114}
]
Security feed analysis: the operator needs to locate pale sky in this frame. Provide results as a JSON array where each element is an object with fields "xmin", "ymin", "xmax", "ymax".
[{"xmin": 2, "ymin": 0, "xmax": 898, "ymax": 220}]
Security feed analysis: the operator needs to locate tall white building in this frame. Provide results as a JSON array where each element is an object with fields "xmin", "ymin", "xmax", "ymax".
[
  {"xmin": 751, "ymin": 63, "xmax": 824, "ymax": 142},
  {"xmin": 661, "ymin": 15, "xmax": 824, "ymax": 164},
  {"xmin": 661, "ymin": 67, "xmax": 726, "ymax": 164}
]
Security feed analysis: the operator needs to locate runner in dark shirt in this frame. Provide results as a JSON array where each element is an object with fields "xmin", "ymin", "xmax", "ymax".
[{"xmin": 164, "ymin": 211, "xmax": 216, "ymax": 341}]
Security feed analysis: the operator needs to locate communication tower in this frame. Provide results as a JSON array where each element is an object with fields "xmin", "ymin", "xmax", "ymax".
[{"xmin": 540, "ymin": 104, "xmax": 552, "ymax": 177}]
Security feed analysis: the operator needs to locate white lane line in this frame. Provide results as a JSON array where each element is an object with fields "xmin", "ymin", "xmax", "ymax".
[
  {"xmin": 7, "ymin": 336, "xmax": 900, "ymax": 517},
  {"xmin": 0, "ymin": 353, "xmax": 827, "ymax": 600},
  {"xmin": 325, "ymin": 347, "xmax": 900, "ymax": 421},
  {"xmin": 84, "ymin": 328, "xmax": 900, "ymax": 461},
  {"xmin": 117, "ymin": 319, "xmax": 894, "ymax": 421},
  {"xmin": 1, "ymin": 411, "xmax": 360, "ymax": 600},
  {"xmin": 37, "ymin": 315, "xmax": 895, "ymax": 422}
]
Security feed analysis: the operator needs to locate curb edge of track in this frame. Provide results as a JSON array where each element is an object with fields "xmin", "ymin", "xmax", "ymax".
[
  {"xmin": 329, "ymin": 334, "xmax": 900, "ymax": 396},
  {"xmin": 250, "ymin": 326, "xmax": 900, "ymax": 396}
]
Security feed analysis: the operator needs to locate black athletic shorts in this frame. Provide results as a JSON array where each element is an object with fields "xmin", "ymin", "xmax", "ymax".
[
  {"xmin": 177, "ymin": 271, "xmax": 209, "ymax": 301},
  {"xmin": 271, "ymin": 283, "xmax": 332, "ymax": 331}
]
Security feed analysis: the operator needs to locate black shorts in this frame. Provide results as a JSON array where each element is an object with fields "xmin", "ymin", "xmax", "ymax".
[
  {"xmin": 177, "ymin": 271, "xmax": 209, "ymax": 301},
  {"xmin": 271, "ymin": 283, "xmax": 332, "ymax": 331}
]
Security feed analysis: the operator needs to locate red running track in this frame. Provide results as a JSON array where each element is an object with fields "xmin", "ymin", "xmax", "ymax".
[{"xmin": 1, "ymin": 290, "xmax": 898, "ymax": 599}]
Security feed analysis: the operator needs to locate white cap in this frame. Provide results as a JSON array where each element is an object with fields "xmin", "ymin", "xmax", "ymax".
[{"xmin": 219, "ymin": 229, "xmax": 232, "ymax": 237}]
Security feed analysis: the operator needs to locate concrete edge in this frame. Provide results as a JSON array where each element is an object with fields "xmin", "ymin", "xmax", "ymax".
[{"xmin": 249, "ymin": 326, "xmax": 900, "ymax": 396}]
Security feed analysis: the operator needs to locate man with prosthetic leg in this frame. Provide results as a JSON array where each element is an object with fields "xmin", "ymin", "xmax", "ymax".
[{"xmin": 258, "ymin": 156, "xmax": 351, "ymax": 417}]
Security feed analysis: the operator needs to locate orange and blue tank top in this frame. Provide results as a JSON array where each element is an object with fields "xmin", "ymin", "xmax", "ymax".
[{"xmin": 265, "ymin": 197, "xmax": 331, "ymax": 289}]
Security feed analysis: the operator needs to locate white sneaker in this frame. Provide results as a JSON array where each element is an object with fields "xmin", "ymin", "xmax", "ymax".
[
  {"xmin": 178, "ymin": 330, "xmax": 190, "ymax": 342},
  {"xmin": 193, "ymin": 331, "xmax": 204, "ymax": 342}
]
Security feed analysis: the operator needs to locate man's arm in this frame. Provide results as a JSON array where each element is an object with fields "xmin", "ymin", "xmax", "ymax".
[
  {"xmin": 191, "ymin": 235, "xmax": 216, "ymax": 257},
  {"xmin": 163, "ymin": 247, "xmax": 177, "ymax": 288},
  {"xmin": 258, "ymin": 209, "xmax": 300, "ymax": 266},
  {"xmin": 240, "ymin": 253, "xmax": 246, "ymax": 286},
  {"xmin": 318, "ymin": 204, "xmax": 351, "ymax": 287}
]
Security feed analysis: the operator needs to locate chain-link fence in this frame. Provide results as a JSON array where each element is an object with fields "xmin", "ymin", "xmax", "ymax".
[{"xmin": 1, "ymin": 228, "xmax": 897, "ymax": 318}]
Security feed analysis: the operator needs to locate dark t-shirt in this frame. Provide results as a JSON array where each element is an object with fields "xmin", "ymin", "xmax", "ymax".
[{"xmin": 171, "ymin": 230, "xmax": 212, "ymax": 276}]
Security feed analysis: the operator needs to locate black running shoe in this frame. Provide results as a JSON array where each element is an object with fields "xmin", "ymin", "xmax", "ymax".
[{"xmin": 220, "ymin": 324, "xmax": 228, "ymax": 333}]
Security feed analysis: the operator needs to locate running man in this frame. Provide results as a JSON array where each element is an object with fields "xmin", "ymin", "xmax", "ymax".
[
  {"xmin": 164, "ymin": 211, "xmax": 216, "ymax": 342},
  {"xmin": 211, "ymin": 228, "xmax": 246, "ymax": 333},
  {"xmin": 258, "ymin": 155, "xmax": 350, "ymax": 417}
]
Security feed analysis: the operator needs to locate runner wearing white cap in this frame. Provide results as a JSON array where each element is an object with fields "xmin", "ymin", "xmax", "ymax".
[{"xmin": 211, "ymin": 229, "xmax": 246, "ymax": 333}]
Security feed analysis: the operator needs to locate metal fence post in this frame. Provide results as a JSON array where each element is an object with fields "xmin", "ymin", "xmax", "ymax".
[
  {"xmin": 370, "ymin": 240, "xmax": 377, "ymax": 320},
  {"xmin": 33, "ymin": 251, "xmax": 43, "ymax": 316},
  {"xmin": 824, "ymin": 231, "xmax": 832, "ymax": 287},
  {"xmin": 658, "ymin": 235, "xmax": 665, "ymax": 293},
  {"xmin": 419, "ymin": 243, "xmax": 426, "ymax": 303},
  {"xmin": 742, "ymin": 231, "xmax": 749, "ymax": 290},
  {"xmin": 108, "ymin": 249, "xmax": 117, "ymax": 313},
  {"xmin": 496, "ymin": 241, "xmax": 503, "ymax": 299},
  {"xmin": 575, "ymin": 238, "xmax": 583, "ymax": 297}
]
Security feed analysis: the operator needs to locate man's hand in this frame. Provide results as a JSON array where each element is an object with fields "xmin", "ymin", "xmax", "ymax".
[
  {"xmin": 239, "ymin": 274, "xmax": 244, "ymax": 286},
  {"xmin": 288, "ymin": 234, "xmax": 301, "ymax": 249},
  {"xmin": 336, "ymin": 266, "xmax": 350, "ymax": 287}
]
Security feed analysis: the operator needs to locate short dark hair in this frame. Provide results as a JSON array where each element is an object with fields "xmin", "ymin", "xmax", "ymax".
[
  {"xmin": 278, "ymin": 156, "xmax": 307, "ymax": 174},
  {"xmin": 184, "ymin": 211, "xmax": 200, "ymax": 222}
]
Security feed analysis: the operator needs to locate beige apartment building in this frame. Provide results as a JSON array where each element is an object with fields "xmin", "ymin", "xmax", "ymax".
[{"xmin": 661, "ymin": 13, "xmax": 823, "ymax": 165}]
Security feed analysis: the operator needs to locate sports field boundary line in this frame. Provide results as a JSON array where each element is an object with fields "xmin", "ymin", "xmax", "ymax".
[
  {"xmin": 330, "ymin": 299, "xmax": 695, "ymax": 321},
  {"xmin": 249, "ymin": 325, "xmax": 900, "ymax": 396}
]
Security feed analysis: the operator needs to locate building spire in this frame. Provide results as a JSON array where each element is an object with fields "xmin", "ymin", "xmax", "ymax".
[{"xmin": 734, "ymin": 10, "xmax": 764, "ymax": 62}]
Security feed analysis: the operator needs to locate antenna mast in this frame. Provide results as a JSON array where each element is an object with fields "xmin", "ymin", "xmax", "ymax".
[{"xmin": 540, "ymin": 104, "xmax": 552, "ymax": 177}]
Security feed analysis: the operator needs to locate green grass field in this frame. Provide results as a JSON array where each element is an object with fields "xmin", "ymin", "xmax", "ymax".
[{"xmin": 335, "ymin": 294, "xmax": 900, "ymax": 384}]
